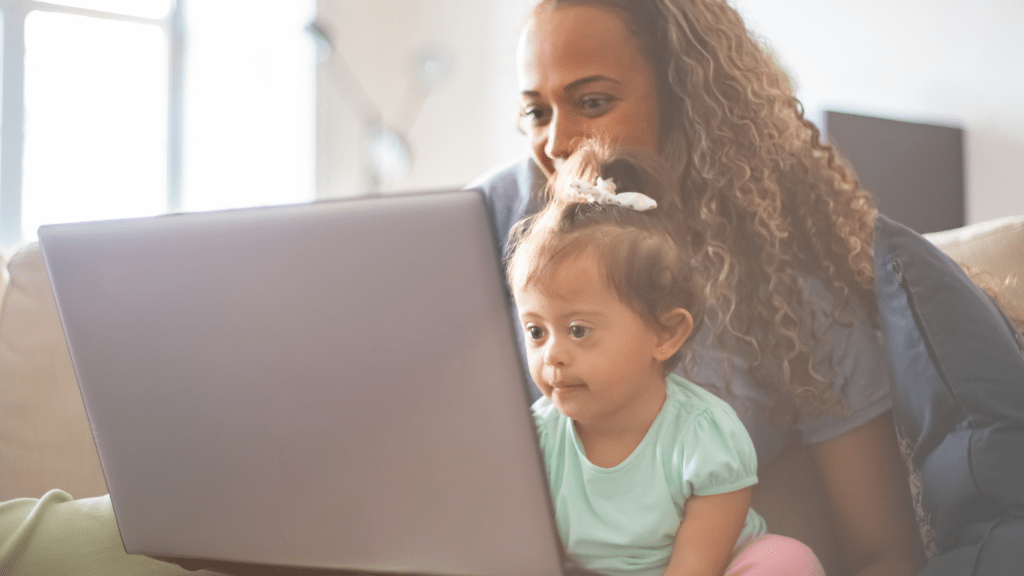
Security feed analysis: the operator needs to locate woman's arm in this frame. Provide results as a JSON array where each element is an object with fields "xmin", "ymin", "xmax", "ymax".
[
  {"xmin": 664, "ymin": 488, "xmax": 751, "ymax": 576},
  {"xmin": 810, "ymin": 411, "xmax": 926, "ymax": 576}
]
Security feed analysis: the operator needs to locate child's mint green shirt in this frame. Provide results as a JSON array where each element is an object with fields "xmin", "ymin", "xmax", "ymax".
[{"xmin": 532, "ymin": 373, "xmax": 768, "ymax": 576}]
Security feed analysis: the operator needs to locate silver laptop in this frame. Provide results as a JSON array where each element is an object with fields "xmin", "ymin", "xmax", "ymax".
[{"xmin": 38, "ymin": 190, "xmax": 577, "ymax": 576}]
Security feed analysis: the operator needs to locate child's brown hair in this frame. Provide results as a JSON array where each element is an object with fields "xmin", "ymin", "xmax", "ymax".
[{"xmin": 506, "ymin": 140, "xmax": 703, "ymax": 374}]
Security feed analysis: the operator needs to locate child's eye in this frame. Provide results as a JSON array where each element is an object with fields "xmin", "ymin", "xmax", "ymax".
[
  {"xmin": 527, "ymin": 325, "xmax": 545, "ymax": 340},
  {"xmin": 569, "ymin": 325, "xmax": 589, "ymax": 339}
]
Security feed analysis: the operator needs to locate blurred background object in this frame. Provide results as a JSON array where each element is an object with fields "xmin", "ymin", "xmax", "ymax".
[
  {"xmin": 309, "ymin": 20, "xmax": 451, "ymax": 191},
  {"xmin": 823, "ymin": 111, "xmax": 964, "ymax": 235},
  {"xmin": 0, "ymin": 0, "xmax": 1021, "ymax": 252}
]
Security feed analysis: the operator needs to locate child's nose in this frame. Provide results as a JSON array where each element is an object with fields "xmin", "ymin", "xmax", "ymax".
[{"xmin": 543, "ymin": 337, "xmax": 569, "ymax": 367}]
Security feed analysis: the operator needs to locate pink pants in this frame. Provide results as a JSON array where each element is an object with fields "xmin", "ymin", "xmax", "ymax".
[{"xmin": 724, "ymin": 534, "xmax": 826, "ymax": 576}]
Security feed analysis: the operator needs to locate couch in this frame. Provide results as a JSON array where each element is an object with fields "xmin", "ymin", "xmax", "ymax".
[{"xmin": 1, "ymin": 213, "xmax": 1022, "ymax": 575}]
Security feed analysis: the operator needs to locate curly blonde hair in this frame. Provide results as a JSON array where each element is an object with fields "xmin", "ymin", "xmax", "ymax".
[{"xmin": 534, "ymin": 0, "xmax": 879, "ymax": 417}]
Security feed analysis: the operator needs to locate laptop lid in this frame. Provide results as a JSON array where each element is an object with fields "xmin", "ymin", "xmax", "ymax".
[{"xmin": 38, "ymin": 190, "xmax": 565, "ymax": 576}]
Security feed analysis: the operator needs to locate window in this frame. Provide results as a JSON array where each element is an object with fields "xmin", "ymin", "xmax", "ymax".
[
  {"xmin": 181, "ymin": 0, "xmax": 315, "ymax": 214},
  {"xmin": 0, "ymin": 0, "xmax": 316, "ymax": 251}
]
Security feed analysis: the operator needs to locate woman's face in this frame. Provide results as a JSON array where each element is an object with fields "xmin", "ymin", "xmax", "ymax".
[{"xmin": 517, "ymin": 4, "xmax": 662, "ymax": 177}]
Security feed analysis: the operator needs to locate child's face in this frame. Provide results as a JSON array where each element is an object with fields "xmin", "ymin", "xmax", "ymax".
[{"xmin": 513, "ymin": 251, "xmax": 670, "ymax": 428}]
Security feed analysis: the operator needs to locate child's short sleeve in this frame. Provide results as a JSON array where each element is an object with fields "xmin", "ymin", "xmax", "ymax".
[{"xmin": 665, "ymin": 377, "xmax": 759, "ymax": 498}]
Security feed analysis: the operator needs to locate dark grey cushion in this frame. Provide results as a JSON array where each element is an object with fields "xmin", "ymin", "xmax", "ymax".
[{"xmin": 874, "ymin": 215, "xmax": 1024, "ymax": 574}]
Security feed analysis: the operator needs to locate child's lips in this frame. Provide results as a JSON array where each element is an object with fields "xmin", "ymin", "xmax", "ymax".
[{"xmin": 551, "ymin": 381, "xmax": 586, "ymax": 391}]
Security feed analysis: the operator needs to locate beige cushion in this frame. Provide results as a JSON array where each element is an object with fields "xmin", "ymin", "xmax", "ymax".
[
  {"xmin": 926, "ymin": 213, "xmax": 1024, "ymax": 310},
  {"xmin": 0, "ymin": 242, "xmax": 107, "ymax": 500},
  {"xmin": 1, "ymin": 247, "xmax": 8, "ymax": 308}
]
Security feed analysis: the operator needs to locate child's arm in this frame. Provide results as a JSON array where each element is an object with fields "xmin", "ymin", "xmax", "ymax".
[{"xmin": 663, "ymin": 487, "xmax": 752, "ymax": 576}]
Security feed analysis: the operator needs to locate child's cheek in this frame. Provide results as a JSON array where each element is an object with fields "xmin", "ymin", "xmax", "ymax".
[{"xmin": 528, "ymin": 354, "xmax": 552, "ymax": 393}]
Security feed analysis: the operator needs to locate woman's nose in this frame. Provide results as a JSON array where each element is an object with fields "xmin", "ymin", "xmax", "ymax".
[{"xmin": 543, "ymin": 109, "xmax": 580, "ymax": 166}]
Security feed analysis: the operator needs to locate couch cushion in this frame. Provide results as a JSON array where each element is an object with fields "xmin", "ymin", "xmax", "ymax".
[
  {"xmin": 0, "ymin": 242, "xmax": 107, "ymax": 500},
  {"xmin": 1, "ymin": 247, "xmax": 9, "ymax": 306},
  {"xmin": 874, "ymin": 215, "xmax": 1024, "ymax": 574},
  {"xmin": 925, "ymin": 213, "xmax": 1024, "ymax": 310}
]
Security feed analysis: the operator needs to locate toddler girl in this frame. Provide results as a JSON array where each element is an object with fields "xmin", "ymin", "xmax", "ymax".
[{"xmin": 505, "ymin": 143, "xmax": 825, "ymax": 576}]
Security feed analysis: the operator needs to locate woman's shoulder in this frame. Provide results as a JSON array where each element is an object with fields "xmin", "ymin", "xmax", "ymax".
[
  {"xmin": 790, "ymin": 271, "xmax": 894, "ymax": 439},
  {"xmin": 465, "ymin": 156, "xmax": 545, "ymax": 211},
  {"xmin": 679, "ymin": 269, "xmax": 894, "ymax": 454},
  {"xmin": 795, "ymin": 269, "xmax": 869, "ymax": 323},
  {"xmin": 466, "ymin": 157, "xmax": 547, "ymax": 251},
  {"xmin": 467, "ymin": 157, "xmax": 537, "ymax": 193}
]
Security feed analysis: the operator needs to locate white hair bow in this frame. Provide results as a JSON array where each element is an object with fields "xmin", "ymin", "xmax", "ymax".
[{"xmin": 567, "ymin": 177, "xmax": 657, "ymax": 212}]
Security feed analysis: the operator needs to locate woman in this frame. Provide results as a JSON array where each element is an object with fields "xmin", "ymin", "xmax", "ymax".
[{"xmin": 470, "ymin": 1, "xmax": 927, "ymax": 575}]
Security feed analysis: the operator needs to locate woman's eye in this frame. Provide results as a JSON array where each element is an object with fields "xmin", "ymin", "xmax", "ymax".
[
  {"xmin": 569, "ymin": 325, "xmax": 589, "ymax": 339},
  {"xmin": 520, "ymin": 105, "xmax": 550, "ymax": 126},
  {"xmin": 578, "ymin": 95, "xmax": 613, "ymax": 115},
  {"xmin": 527, "ymin": 326, "xmax": 545, "ymax": 340}
]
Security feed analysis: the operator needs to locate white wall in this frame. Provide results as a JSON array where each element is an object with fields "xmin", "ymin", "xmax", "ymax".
[
  {"xmin": 735, "ymin": 0, "xmax": 1024, "ymax": 223},
  {"xmin": 317, "ymin": 0, "xmax": 1024, "ymax": 224}
]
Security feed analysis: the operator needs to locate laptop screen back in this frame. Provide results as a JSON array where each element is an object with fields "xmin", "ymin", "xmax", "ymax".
[{"xmin": 38, "ymin": 190, "xmax": 565, "ymax": 576}]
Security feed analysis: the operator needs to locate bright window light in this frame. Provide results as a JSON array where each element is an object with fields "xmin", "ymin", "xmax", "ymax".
[
  {"xmin": 182, "ymin": 0, "xmax": 316, "ymax": 212},
  {"xmin": 21, "ymin": 11, "xmax": 167, "ymax": 236},
  {"xmin": 8, "ymin": 0, "xmax": 315, "ymax": 245},
  {"xmin": 38, "ymin": 0, "xmax": 173, "ymax": 19}
]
